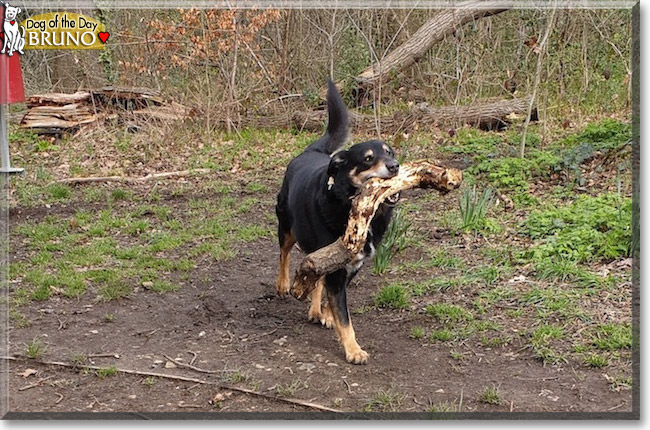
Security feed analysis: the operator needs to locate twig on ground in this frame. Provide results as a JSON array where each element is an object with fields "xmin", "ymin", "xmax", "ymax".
[
  {"xmin": 55, "ymin": 392, "xmax": 64, "ymax": 404},
  {"xmin": 5, "ymin": 356, "xmax": 341, "ymax": 413},
  {"xmin": 50, "ymin": 169, "xmax": 213, "ymax": 186},
  {"xmin": 163, "ymin": 354, "xmax": 219, "ymax": 375},
  {"xmin": 18, "ymin": 375, "xmax": 53, "ymax": 391}
]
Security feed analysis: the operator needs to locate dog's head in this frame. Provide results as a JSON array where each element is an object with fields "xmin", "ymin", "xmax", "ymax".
[
  {"xmin": 327, "ymin": 139, "xmax": 399, "ymax": 193},
  {"xmin": 3, "ymin": 3, "xmax": 21, "ymax": 21}
]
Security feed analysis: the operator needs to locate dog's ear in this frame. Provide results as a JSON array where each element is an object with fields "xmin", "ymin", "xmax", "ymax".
[{"xmin": 327, "ymin": 150, "xmax": 348, "ymax": 177}]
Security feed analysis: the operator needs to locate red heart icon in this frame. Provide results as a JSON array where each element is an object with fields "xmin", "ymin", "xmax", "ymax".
[
  {"xmin": 98, "ymin": 32, "xmax": 109, "ymax": 44},
  {"xmin": 10, "ymin": 20, "xmax": 15, "ymax": 25}
]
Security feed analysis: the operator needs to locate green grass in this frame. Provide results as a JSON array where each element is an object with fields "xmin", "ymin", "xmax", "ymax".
[
  {"xmin": 275, "ymin": 379, "xmax": 308, "ymax": 397},
  {"xmin": 478, "ymin": 386, "xmax": 502, "ymax": 405},
  {"xmin": 222, "ymin": 369, "xmax": 250, "ymax": 384},
  {"xmin": 26, "ymin": 338, "xmax": 47, "ymax": 359},
  {"xmin": 584, "ymin": 353, "xmax": 609, "ymax": 368},
  {"xmin": 430, "ymin": 329, "xmax": 455, "ymax": 342},
  {"xmin": 374, "ymin": 284, "xmax": 410, "ymax": 309},
  {"xmin": 425, "ymin": 303, "xmax": 473, "ymax": 324},
  {"xmin": 590, "ymin": 323, "xmax": 632, "ymax": 350},
  {"xmin": 95, "ymin": 366, "xmax": 118, "ymax": 379},
  {"xmin": 410, "ymin": 326, "xmax": 426, "ymax": 339},
  {"xmin": 364, "ymin": 388, "xmax": 406, "ymax": 412}
]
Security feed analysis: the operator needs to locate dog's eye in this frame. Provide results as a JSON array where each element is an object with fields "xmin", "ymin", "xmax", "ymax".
[{"xmin": 364, "ymin": 154, "xmax": 374, "ymax": 162}]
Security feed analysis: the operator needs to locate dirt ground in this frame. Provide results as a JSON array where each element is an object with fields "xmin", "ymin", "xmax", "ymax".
[{"xmin": 4, "ymin": 169, "xmax": 635, "ymax": 418}]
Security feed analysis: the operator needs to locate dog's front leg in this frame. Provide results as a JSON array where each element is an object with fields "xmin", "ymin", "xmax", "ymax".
[{"xmin": 325, "ymin": 269, "xmax": 368, "ymax": 364}]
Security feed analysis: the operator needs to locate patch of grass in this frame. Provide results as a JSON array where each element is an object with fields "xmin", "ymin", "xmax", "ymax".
[
  {"xmin": 373, "ymin": 208, "xmax": 411, "ymax": 275},
  {"xmin": 245, "ymin": 181, "xmax": 268, "ymax": 193},
  {"xmin": 480, "ymin": 335, "xmax": 511, "ymax": 348},
  {"xmin": 429, "ymin": 329, "xmax": 455, "ymax": 342},
  {"xmin": 10, "ymin": 309, "xmax": 31, "ymax": 328},
  {"xmin": 26, "ymin": 338, "xmax": 47, "ymax": 359},
  {"xmin": 478, "ymin": 386, "xmax": 502, "ymax": 405},
  {"xmin": 222, "ymin": 369, "xmax": 250, "ymax": 384},
  {"xmin": 47, "ymin": 184, "xmax": 72, "ymax": 201},
  {"xmin": 276, "ymin": 379, "xmax": 308, "ymax": 397},
  {"xmin": 95, "ymin": 366, "xmax": 118, "ymax": 379},
  {"xmin": 410, "ymin": 326, "xmax": 426, "ymax": 339},
  {"xmin": 584, "ymin": 353, "xmax": 609, "ymax": 368},
  {"xmin": 71, "ymin": 353, "xmax": 88, "ymax": 366},
  {"xmin": 428, "ymin": 400, "xmax": 460, "ymax": 413},
  {"xmin": 530, "ymin": 324, "xmax": 568, "ymax": 365},
  {"xmin": 428, "ymin": 249, "xmax": 463, "ymax": 269},
  {"xmin": 425, "ymin": 303, "xmax": 473, "ymax": 324},
  {"xmin": 364, "ymin": 387, "xmax": 406, "ymax": 412},
  {"xmin": 110, "ymin": 188, "xmax": 132, "ymax": 201},
  {"xmin": 374, "ymin": 284, "xmax": 410, "ymax": 309},
  {"xmin": 591, "ymin": 323, "xmax": 632, "ymax": 350},
  {"xmin": 98, "ymin": 280, "xmax": 132, "ymax": 301},
  {"xmin": 144, "ymin": 280, "xmax": 180, "ymax": 293}
]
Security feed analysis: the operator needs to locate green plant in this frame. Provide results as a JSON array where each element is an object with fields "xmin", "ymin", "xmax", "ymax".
[
  {"xmin": 430, "ymin": 329, "xmax": 454, "ymax": 342},
  {"xmin": 591, "ymin": 323, "xmax": 632, "ymax": 350},
  {"xmin": 459, "ymin": 186, "xmax": 493, "ymax": 232},
  {"xmin": 26, "ymin": 338, "xmax": 47, "ymax": 359},
  {"xmin": 374, "ymin": 284, "xmax": 410, "ymax": 309},
  {"xmin": 478, "ymin": 386, "xmax": 502, "ymax": 405},
  {"xmin": 96, "ymin": 366, "xmax": 118, "ymax": 379},
  {"xmin": 364, "ymin": 388, "xmax": 406, "ymax": 412},
  {"xmin": 425, "ymin": 303, "xmax": 473, "ymax": 324},
  {"xmin": 524, "ymin": 194, "xmax": 632, "ymax": 263},
  {"xmin": 410, "ymin": 326, "xmax": 426, "ymax": 339},
  {"xmin": 584, "ymin": 353, "xmax": 609, "ymax": 368},
  {"xmin": 276, "ymin": 379, "xmax": 308, "ymax": 397},
  {"xmin": 373, "ymin": 209, "xmax": 411, "ymax": 275}
]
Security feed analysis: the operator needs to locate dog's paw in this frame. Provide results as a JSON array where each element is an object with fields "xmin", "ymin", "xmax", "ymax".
[
  {"xmin": 320, "ymin": 305, "xmax": 334, "ymax": 329},
  {"xmin": 345, "ymin": 348, "xmax": 369, "ymax": 365},
  {"xmin": 275, "ymin": 283, "xmax": 290, "ymax": 298},
  {"xmin": 307, "ymin": 306, "xmax": 321, "ymax": 323}
]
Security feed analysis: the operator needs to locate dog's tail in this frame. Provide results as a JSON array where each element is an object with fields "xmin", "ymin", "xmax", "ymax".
[{"xmin": 306, "ymin": 79, "xmax": 349, "ymax": 154}]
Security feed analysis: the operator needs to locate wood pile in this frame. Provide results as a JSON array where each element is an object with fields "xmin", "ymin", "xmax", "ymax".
[{"xmin": 20, "ymin": 87, "xmax": 195, "ymax": 134}]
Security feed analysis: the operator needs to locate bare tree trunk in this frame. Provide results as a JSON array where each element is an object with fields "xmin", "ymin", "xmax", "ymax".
[
  {"xmin": 520, "ymin": 7, "xmax": 556, "ymax": 158},
  {"xmin": 353, "ymin": 3, "xmax": 509, "ymax": 91}
]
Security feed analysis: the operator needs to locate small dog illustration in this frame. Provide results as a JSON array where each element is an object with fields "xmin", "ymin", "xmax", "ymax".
[{"xmin": 1, "ymin": 2, "xmax": 25, "ymax": 56}]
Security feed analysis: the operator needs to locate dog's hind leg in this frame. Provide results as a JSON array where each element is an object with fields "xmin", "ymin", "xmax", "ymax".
[
  {"xmin": 275, "ymin": 230, "xmax": 295, "ymax": 297},
  {"xmin": 307, "ymin": 277, "xmax": 334, "ymax": 328},
  {"xmin": 325, "ymin": 269, "xmax": 369, "ymax": 364}
]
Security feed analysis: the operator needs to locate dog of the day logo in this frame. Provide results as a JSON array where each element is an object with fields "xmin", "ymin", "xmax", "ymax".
[{"xmin": 0, "ymin": 2, "xmax": 109, "ymax": 55}]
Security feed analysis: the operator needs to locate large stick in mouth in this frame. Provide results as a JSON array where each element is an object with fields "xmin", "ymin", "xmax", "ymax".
[{"xmin": 290, "ymin": 160, "xmax": 463, "ymax": 301}]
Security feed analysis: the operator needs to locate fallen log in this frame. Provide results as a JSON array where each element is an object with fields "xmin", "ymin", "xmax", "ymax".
[
  {"xmin": 246, "ymin": 95, "xmax": 535, "ymax": 134},
  {"xmin": 290, "ymin": 160, "xmax": 463, "ymax": 301}
]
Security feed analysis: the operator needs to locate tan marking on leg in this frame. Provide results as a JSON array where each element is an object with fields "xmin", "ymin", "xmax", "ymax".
[
  {"xmin": 307, "ymin": 277, "xmax": 325, "ymax": 323},
  {"xmin": 275, "ymin": 232, "xmax": 296, "ymax": 297},
  {"xmin": 327, "ymin": 293, "xmax": 368, "ymax": 364},
  {"xmin": 320, "ymin": 301, "xmax": 334, "ymax": 329}
]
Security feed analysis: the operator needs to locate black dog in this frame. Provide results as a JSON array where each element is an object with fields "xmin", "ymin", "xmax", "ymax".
[{"xmin": 275, "ymin": 80, "xmax": 399, "ymax": 364}]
